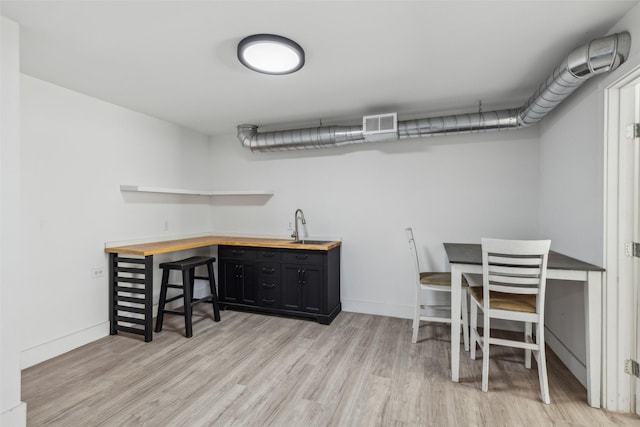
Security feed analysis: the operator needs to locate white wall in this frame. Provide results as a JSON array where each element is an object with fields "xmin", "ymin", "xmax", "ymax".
[
  {"xmin": 208, "ymin": 126, "xmax": 541, "ymax": 318},
  {"xmin": 1, "ymin": 16, "xmax": 27, "ymax": 427},
  {"xmin": 19, "ymin": 75, "xmax": 213, "ymax": 368},
  {"xmin": 539, "ymin": 3, "xmax": 640, "ymax": 391}
]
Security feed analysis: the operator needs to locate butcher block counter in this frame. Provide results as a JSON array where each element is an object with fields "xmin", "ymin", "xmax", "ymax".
[
  {"xmin": 106, "ymin": 235, "xmax": 341, "ymax": 342},
  {"xmin": 105, "ymin": 235, "xmax": 341, "ymax": 256}
]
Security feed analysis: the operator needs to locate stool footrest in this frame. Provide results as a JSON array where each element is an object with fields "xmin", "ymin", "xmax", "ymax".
[
  {"xmin": 191, "ymin": 296, "xmax": 214, "ymax": 305},
  {"xmin": 165, "ymin": 294, "xmax": 184, "ymax": 303},
  {"xmin": 166, "ymin": 284, "xmax": 183, "ymax": 289},
  {"xmin": 162, "ymin": 309, "xmax": 185, "ymax": 316}
]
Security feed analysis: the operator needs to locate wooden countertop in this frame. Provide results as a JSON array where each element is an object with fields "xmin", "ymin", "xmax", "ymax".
[{"xmin": 105, "ymin": 235, "xmax": 341, "ymax": 256}]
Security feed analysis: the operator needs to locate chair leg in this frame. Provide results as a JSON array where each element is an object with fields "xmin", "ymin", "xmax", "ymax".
[
  {"xmin": 524, "ymin": 322, "xmax": 532, "ymax": 369},
  {"xmin": 207, "ymin": 262, "xmax": 221, "ymax": 322},
  {"xmin": 461, "ymin": 288, "xmax": 469, "ymax": 352},
  {"xmin": 183, "ymin": 269, "xmax": 193, "ymax": 338},
  {"xmin": 154, "ymin": 268, "xmax": 170, "ymax": 332},
  {"xmin": 481, "ymin": 310, "xmax": 490, "ymax": 392},
  {"xmin": 411, "ymin": 289, "xmax": 420, "ymax": 344},
  {"xmin": 470, "ymin": 300, "xmax": 478, "ymax": 360},
  {"xmin": 536, "ymin": 322, "xmax": 551, "ymax": 404}
]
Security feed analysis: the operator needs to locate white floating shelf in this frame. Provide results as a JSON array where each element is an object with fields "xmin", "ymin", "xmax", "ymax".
[{"xmin": 120, "ymin": 185, "xmax": 273, "ymax": 196}]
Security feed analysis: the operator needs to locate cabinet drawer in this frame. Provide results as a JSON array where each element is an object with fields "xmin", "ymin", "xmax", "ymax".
[
  {"xmin": 219, "ymin": 246, "xmax": 257, "ymax": 260},
  {"xmin": 258, "ymin": 248, "xmax": 281, "ymax": 261},
  {"xmin": 259, "ymin": 262, "xmax": 280, "ymax": 280},
  {"xmin": 282, "ymin": 250, "xmax": 324, "ymax": 265},
  {"xmin": 260, "ymin": 288, "xmax": 281, "ymax": 308}
]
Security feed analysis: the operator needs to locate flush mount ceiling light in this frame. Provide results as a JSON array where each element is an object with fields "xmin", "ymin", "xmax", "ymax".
[{"xmin": 237, "ymin": 34, "xmax": 305, "ymax": 75}]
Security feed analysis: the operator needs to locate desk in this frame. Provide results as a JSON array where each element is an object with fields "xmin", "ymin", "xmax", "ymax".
[
  {"xmin": 444, "ymin": 243, "xmax": 605, "ymax": 408},
  {"xmin": 105, "ymin": 236, "xmax": 341, "ymax": 341}
]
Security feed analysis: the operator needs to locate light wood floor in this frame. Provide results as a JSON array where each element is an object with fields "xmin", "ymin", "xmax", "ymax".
[{"xmin": 23, "ymin": 309, "xmax": 640, "ymax": 426}]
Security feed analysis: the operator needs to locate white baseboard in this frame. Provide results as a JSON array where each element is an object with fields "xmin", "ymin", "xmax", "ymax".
[
  {"xmin": 341, "ymin": 298, "xmax": 524, "ymax": 333},
  {"xmin": 341, "ymin": 298, "xmax": 414, "ymax": 319},
  {"xmin": 20, "ymin": 294, "xmax": 199, "ymax": 369},
  {"xmin": 21, "ymin": 322, "xmax": 110, "ymax": 369},
  {"xmin": 1, "ymin": 401, "xmax": 26, "ymax": 427},
  {"xmin": 545, "ymin": 326, "xmax": 587, "ymax": 388}
]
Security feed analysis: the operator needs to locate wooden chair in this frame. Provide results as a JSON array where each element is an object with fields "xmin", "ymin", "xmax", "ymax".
[
  {"xmin": 406, "ymin": 227, "xmax": 469, "ymax": 349},
  {"xmin": 469, "ymin": 238, "xmax": 551, "ymax": 404}
]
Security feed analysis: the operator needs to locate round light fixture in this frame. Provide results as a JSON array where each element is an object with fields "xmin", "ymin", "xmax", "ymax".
[{"xmin": 237, "ymin": 34, "xmax": 305, "ymax": 75}]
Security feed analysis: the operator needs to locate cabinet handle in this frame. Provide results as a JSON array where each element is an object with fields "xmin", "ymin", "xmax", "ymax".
[
  {"xmin": 262, "ymin": 282, "xmax": 275, "ymax": 289},
  {"xmin": 297, "ymin": 269, "xmax": 302, "ymax": 284},
  {"xmin": 295, "ymin": 254, "xmax": 308, "ymax": 260},
  {"xmin": 262, "ymin": 267, "xmax": 275, "ymax": 273},
  {"xmin": 262, "ymin": 298, "xmax": 275, "ymax": 305},
  {"xmin": 262, "ymin": 252, "xmax": 275, "ymax": 257},
  {"xmin": 232, "ymin": 250, "xmax": 245, "ymax": 256},
  {"xmin": 302, "ymin": 269, "xmax": 306, "ymax": 285}
]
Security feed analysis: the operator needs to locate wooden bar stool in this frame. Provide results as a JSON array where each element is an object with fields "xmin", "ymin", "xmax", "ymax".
[{"xmin": 155, "ymin": 256, "xmax": 221, "ymax": 338}]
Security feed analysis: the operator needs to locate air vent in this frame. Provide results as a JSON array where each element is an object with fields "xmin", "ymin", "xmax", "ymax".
[{"xmin": 363, "ymin": 113, "xmax": 398, "ymax": 142}]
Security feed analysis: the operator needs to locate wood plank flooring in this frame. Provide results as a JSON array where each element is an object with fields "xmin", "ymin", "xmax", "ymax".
[{"xmin": 22, "ymin": 309, "xmax": 640, "ymax": 426}]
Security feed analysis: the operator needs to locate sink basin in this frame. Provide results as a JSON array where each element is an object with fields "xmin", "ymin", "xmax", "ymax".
[{"xmin": 289, "ymin": 240, "xmax": 332, "ymax": 245}]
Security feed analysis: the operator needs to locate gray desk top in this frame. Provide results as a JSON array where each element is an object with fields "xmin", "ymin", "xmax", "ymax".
[{"xmin": 443, "ymin": 243, "xmax": 605, "ymax": 272}]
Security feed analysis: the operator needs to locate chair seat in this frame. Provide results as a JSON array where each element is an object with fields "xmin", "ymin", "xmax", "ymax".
[
  {"xmin": 468, "ymin": 286, "xmax": 536, "ymax": 313},
  {"xmin": 420, "ymin": 272, "xmax": 468, "ymax": 287}
]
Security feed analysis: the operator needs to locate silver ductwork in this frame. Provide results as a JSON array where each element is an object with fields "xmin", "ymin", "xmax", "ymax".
[{"xmin": 238, "ymin": 32, "xmax": 631, "ymax": 152}]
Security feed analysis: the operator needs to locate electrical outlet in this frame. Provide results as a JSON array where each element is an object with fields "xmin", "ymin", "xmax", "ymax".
[
  {"xmin": 164, "ymin": 220, "xmax": 169, "ymax": 231},
  {"xmin": 90, "ymin": 267, "xmax": 104, "ymax": 279},
  {"xmin": 625, "ymin": 359, "xmax": 640, "ymax": 377},
  {"xmin": 287, "ymin": 221, "xmax": 293, "ymax": 230}
]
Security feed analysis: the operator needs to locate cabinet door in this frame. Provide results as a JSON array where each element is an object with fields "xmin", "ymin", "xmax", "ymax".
[
  {"xmin": 283, "ymin": 263, "xmax": 323, "ymax": 313},
  {"xmin": 300, "ymin": 264, "xmax": 322, "ymax": 313},
  {"xmin": 220, "ymin": 259, "xmax": 257, "ymax": 305},
  {"xmin": 282, "ymin": 264, "xmax": 303, "ymax": 311},
  {"xmin": 219, "ymin": 259, "xmax": 241, "ymax": 303},
  {"xmin": 238, "ymin": 262, "xmax": 257, "ymax": 304}
]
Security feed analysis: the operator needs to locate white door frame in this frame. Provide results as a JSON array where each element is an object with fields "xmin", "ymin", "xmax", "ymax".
[{"xmin": 604, "ymin": 64, "xmax": 640, "ymax": 413}]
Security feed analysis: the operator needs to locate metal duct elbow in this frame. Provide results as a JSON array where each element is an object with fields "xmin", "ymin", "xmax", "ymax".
[
  {"xmin": 238, "ymin": 31, "xmax": 631, "ymax": 151},
  {"xmin": 517, "ymin": 31, "xmax": 631, "ymax": 127}
]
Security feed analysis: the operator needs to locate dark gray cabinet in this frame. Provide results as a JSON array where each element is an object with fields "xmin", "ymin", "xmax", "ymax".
[
  {"xmin": 218, "ymin": 245, "xmax": 341, "ymax": 324},
  {"xmin": 219, "ymin": 247, "xmax": 258, "ymax": 305}
]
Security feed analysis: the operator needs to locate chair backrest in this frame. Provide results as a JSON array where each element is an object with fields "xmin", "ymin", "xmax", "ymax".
[
  {"xmin": 405, "ymin": 227, "xmax": 421, "ymax": 283},
  {"xmin": 481, "ymin": 238, "xmax": 551, "ymax": 315}
]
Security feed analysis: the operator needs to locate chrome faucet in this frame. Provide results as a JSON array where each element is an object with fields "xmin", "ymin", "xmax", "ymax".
[{"xmin": 291, "ymin": 209, "xmax": 306, "ymax": 240}]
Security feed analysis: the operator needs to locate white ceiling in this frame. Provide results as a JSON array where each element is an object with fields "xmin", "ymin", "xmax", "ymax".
[{"xmin": 2, "ymin": 0, "xmax": 638, "ymax": 138}]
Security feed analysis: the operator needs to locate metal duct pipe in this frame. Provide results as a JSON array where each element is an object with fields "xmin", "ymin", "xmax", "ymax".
[
  {"xmin": 237, "ymin": 124, "xmax": 364, "ymax": 152},
  {"xmin": 238, "ymin": 32, "xmax": 631, "ymax": 152}
]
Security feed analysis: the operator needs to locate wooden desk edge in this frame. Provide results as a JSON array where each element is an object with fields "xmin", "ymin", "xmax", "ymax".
[{"xmin": 105, "ymin": 236, "xmax": 342, "ymax": 256}]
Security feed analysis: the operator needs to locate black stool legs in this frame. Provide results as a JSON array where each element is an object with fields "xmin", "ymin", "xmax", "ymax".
[
  {"xmin": 207, "ymin": 261, "xmax": 221, "ymax": 322},
  {"xmin": 155, "ymin": 256, "xmax": 220, "ymax": 338},
  {"xmin": 155, "ymin": 267, "xmax": 171, "ymax": 333},
  {"xmin": 183, "ymin": 267, "xmax": 194, "ymax": 337}
]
